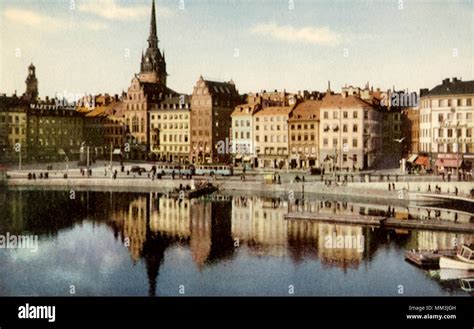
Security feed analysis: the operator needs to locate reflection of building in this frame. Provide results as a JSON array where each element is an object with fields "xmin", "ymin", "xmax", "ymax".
[
  {"xmin": 150, "ymin": 197, "xmax": 191, "ymax": 239},
  {"xmin": 408, "ymin": 230, "xmax": 474, "ymax": 251},
  {"xmin": 232, "ymin": 196, "xmax": 289, "ymax": 256},
  {"xmin": 317, "ymin": 224, "xmax": 364, "ymax": 269},
  {"xmin": 419, "ymin": 78, "xmax": 474, "ymax": 170},
  {"xmin": 115, "ymin": 196, "xmax": 149, "ymax": 263}
]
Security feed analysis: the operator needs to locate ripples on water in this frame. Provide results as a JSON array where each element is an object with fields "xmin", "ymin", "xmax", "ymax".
[{"xmin": 0, "ymin": 189, "xmax": 472, "ymax": 296}]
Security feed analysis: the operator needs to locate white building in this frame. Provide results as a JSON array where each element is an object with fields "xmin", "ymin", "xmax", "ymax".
[
  {"xmin": 231, "ymin": 103, "xmax": 261, "ymax": 167},
  {"xmin": 419, "ymin": 78, "xmax": 474, "ymax": 173}
]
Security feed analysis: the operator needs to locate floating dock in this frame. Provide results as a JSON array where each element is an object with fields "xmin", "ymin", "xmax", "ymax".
[
  {"xmin": 405, "ymin": 249, "xmax": 457, "ymax": 268},
  {"xmin": 285, "ymin": 212, "xmax": 474, "ymax": 233}
]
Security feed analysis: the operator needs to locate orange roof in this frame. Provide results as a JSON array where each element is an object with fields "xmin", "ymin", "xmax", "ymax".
[
  {"xmin": 321, "ymin": 94, "xmax": 373, "ymax": 109},
  {"xmin": 254, "ymin": 106, "xmax": 293, "ymax": 116},
  {"xmin": 289, "ymin": 100, "xmax": 321, "ymax": 121}
]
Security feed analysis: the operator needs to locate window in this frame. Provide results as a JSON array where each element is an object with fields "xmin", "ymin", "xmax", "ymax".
[
  {"xmin": 353, "ymin": 139, "xmax": 358, "ymax": 147},
  {"xmin": 353, "ymin": 155, "xmax": 358, "ymax": 162},
  {"xmin": 353, "ymin": 124, "xmax": 358, "ymax": 132},
  {"xmin": 467, "ymin": 99, "xmax": 472, "ymax": 106},
  {"xmin": 467, "ymin": 128, "xmax": 472, "ymax": 137},
  {"xmin": 364, "ymin": 110, "xmax": 368, "ymax": 119},
  {"xmin": 343, "ymin": 154, "xmax": 347, "ymax": 162},
  {"xmin": 447, "ymin": 129, "xmax": 453, "ymax": 137},
  {"xmin": 438, "ymin": 129, "xmax": 444, "ymax": 138},
  {"xmin": 324, "ymin": 111, "xmax": 328, "ymax": 119},
  {"xmin": 235, "ymin": 120, "xmax": 239, "ymax": 127},
  {"xmin": 353, "ymin": 111, "xmax": 358, "ymax": 119},
  {"xmin": 467, "ymin": 113, "xmax": 472, "ymax": 121},
  {"xmin": 333, "ymin": 111, "xmax": 338, "ymax": 119},
  {"xmin": 333, "ymin": 138, "xmax": 338, "ymax": 147},
  {"xmin": 323, "ymin": 138, "xmax": 328, "ymax": 147},
  {"xmin": 343, "ymin": 111, "xmax": 348, "ymax": 119},
  {"xmin": 246, "ymin": 132, "xmax": 250, "ymax": 139},
  {"xmin": 343, "ymin": 124, "xmax": 348, "ymax": 133},
  {"xmin": 457, "ymin": 113, "xmax": 462, "ymax": 120},
  {"xmin": 457, "ymin": 99, "xmax": 462, "ymax": 106},
  {"xmin": 457, "ymin": 129, "xmax": 462, "ymax": 138}
]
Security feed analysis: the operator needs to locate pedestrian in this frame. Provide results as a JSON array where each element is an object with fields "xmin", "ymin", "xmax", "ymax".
[
  {"xmin": 428, "ymin": 184, "xmax": 431, "ymax": 192},
  {"xmin": 388, "ymin": 183, "xmax": 391, "ymax": 191},
  {"xmin": 392, "ymin": 183, "xmax": 395, "ymax": 190},
  {"xmin": 455, "ymin": 187, "xmax": 458, "ymax": 196}
]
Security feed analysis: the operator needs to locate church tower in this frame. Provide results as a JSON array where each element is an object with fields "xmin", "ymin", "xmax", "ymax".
[
  {"xmin": 139, "ymin": 0, "xmax": 167, "ymax": 85},
  {"xmin": 24, "ymin": 63, "xmax": 38, "ymax": 101}
]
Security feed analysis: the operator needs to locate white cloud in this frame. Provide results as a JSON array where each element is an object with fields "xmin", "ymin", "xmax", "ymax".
[
  {"xmin": 78, "ymin": 0, "xmax": 175, "ymax": 21},
  {"xmin": 3, "ymin": 7, "xmax": 107, "ymax": 32},
  {"xmin": 251, "ymin": 22, "xmax": 342, "ymax": 47},
  {"xmin": 4, "ymin": 8, "xmax": 63, "ymax": 31}
]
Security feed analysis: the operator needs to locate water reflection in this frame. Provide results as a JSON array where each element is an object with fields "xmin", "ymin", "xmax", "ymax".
[{"xmin": 0, "ymin": 189, "xmax": 472, "ymax": 296}]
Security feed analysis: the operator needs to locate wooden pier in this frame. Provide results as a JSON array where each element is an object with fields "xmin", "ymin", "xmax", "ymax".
[{"xmin": 285, "ymin": 212, "xmax": 474, "ymax": 233}]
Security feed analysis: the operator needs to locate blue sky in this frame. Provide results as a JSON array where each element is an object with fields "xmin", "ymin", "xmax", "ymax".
[{"xmin": 0, "ymin": 0, "xmax": 472, "ymax": 99}]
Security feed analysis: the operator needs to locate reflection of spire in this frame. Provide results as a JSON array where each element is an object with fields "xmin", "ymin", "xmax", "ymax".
[{"xmin": 142, "ymin": 231, "xmax": 169, "ymax": 296}]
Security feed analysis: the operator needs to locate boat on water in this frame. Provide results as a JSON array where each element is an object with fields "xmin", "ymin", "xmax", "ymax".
[
  {"xmin": 169, "ymin": 183, "xmax": 218, "ymax": 199},
  {"xmin": 439, "ymin": 244, "xmax": 474, "ymax": 270}
]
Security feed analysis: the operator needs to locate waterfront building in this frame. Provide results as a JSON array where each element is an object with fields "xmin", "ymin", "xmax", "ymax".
[
  {"xmin": 0, "ymin": 96, "xmax": 28, "ymax": 161},
  {"xmin": 149, "ymin": 94, "xmax": 191, "ymax": 163},
  {"xmin": 230, "ymin": 103, "xmax": 261, "ymax": 168},
  {"xmin": 254, "ymin": 106, "xmax": 293, "ymax": 169},
  {"xmin": 27, "ymin": 100, "xmax": 84, "ymax": 161},
  {"xmin": 319, "ymin": 93, "xmax": 382, "ymax": 171},
  {"xmin": 419, "ymin": 78, "xmax": 474, "ymax": 172},
  {"xmin": 190, "ymin": 76, "xmax": 242, "ymax": 164},
  {"xmin": 288, "ymin": 100, "xmax": 321, "ymax": 169}
]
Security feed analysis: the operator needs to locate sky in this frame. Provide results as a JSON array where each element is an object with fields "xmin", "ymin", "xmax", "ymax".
[{"xmin": 0, "ymin": 0, "xmax": 473, "ymax": 99}]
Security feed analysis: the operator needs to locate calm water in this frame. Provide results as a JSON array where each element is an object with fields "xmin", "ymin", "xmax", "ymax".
[{"xmin": 0, "ymin": 189, "xmax": 472, "ymax": 296}]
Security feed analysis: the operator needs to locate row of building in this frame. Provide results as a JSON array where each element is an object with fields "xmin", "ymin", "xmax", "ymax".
[{"xmin": 1, "ymin": 0, "xmax": 472, "ymax": 172}]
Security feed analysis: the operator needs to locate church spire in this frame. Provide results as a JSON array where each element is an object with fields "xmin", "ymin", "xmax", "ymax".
[{"xmin": 148, "ymin": 0, "xmax": 158, "ymax": 49}]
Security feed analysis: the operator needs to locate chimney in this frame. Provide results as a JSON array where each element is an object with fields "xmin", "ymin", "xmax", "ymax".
[
  {"xmin": 442, "ymin": 78, "xmax": 450, "ymax": 85},
  {"xmin": 452, "ymin": 77, "xmax": 458, "ymax": 83}
]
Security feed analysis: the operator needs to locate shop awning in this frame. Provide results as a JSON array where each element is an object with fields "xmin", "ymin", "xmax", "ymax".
[
  {"xmin": 113, "ymin": 149, "xmax": 122, "ymax": 155},
  {"xmin": 435, "ymin": 158, "xmax": 462, "ymax": 168},
  {"xmin": 406, "ymin": 154, "xmax": 418, "ymax": 163},
  {"xmin": 234, "ymin": 154, "xmax": 243, "ymax": 160},
  {"xmin": 57, "ymin": 149, "xmax": 66, "ymax": 155},
  {"xmin": 415, "ymin": 156, "xmax": 429, "ymax": 167},
  {"xmin": 243, "ymin": 156, "xmax": 251, "ymax": 162}
]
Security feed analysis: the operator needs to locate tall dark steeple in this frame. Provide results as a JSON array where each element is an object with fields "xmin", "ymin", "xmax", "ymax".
[
  {"xmin": 148, "ymin": 0, "xmax": 158, "ymax": 49},
  {"xmin": 140, "ymin": 0, "xmax": 167, "ymax": 85}
]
